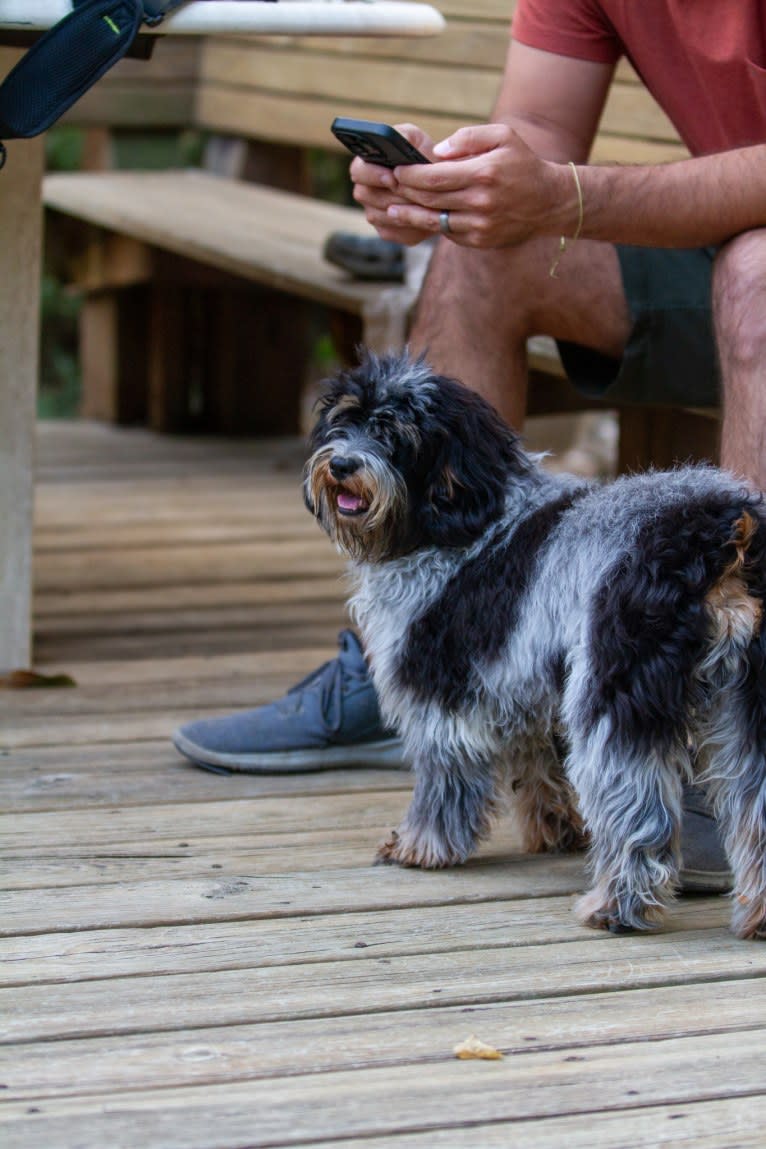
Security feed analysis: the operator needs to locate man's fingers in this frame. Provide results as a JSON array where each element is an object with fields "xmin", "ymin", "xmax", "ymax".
[
  {"xmin": 353, "ymin": 183, "xmax": 408, "ymax": 211},
  {"xmin": 392, "ymin": 157, "xmax": 478, "ymax": 193},
  {"xmin": 388, "ymin": 203, "xmax": 459, "ymax": 236},
  {"xmin": 350, "ymin": 155, "xmax": 395, "ymax": 188},
  {"xmin": 432, "ymin": 123, "xmax": 511, "ymax": 159},
  {"xmin": 393, "ymin": 122, "xmax": 436, "ymax": 157}
]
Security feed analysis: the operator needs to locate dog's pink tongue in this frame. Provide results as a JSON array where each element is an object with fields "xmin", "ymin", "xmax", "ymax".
[{"xmin": 337, "ymin": 491, "xmax": 366, "ymax": 513}]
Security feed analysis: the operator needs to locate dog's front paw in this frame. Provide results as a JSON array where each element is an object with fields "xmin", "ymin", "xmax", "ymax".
[
  {"xmin": 375, "ymin": 829, "xmax": 406, "ymax": 866},
  {"xmin": 374, "ymin": 827, "xmax": 463, "ymax": 869}
]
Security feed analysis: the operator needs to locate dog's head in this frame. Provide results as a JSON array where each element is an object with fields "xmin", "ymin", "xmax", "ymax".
[{"xmin": 303, "ymin": 350, "xmax": 531, "ymax": 561}]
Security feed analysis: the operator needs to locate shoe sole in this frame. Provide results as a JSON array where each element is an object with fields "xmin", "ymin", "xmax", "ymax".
[
  {"xmin": 172, "ymin": 730, "xmax": 409, "ymax": 774},
  {"xmin": 678, "ymin": 868, "xmax": 733, "ymax": 895}
]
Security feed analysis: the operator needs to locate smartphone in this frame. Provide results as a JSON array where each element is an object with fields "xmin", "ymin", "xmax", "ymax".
[{"xmin": 331, "ymin": 117, "xmax": 430, "ymax": 168}]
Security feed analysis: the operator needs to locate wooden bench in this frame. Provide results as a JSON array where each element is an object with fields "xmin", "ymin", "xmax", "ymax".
[{"xmin": 43, "ymin": 0, "xmax": 719, "ymax": 466}]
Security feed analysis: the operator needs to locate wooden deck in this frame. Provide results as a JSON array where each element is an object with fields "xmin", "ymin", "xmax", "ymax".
[{"xmin": 2, "ymin": 420, "xmax": 765, "ymax": 1148}]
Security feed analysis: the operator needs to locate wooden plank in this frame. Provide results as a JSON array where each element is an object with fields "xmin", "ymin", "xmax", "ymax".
[
  {"xmin": 0, "ymin": 646, "xmax": 339, "ymax": 689},
  {"xmin": 196, "ymin": 84, "xmax": 483, "ymax": 149},
  {"xmin": 0, "ymin": 930, "xmax": 759, "ymax": 1044},
  {"xmin": 1, "ymin": 760, "xmax": 410, "ymax": 819},
  {"xmin": 32, "ymin": 539, "xmax": 344, "ymax": 592},
  {"xmin": 200, "ymin": 44, "xmax": 677, "ymax": 145},
  {"xmin": 267, "ymin": 1098, "xmax": 766, "ymax": 1149},
  {"xmin": 44, "ymin": 170, "xmax": 393, "ymax": 313},
  {"xmin": 249, "ymin": 35, "xmax": 642, "ymax": 79},
  {"xmin": 0, "ymin": 978, "xmax": 753, "ymax": 1102},
  {"xmin": 0, "ymin": 792, "xmax": 411, "ymax": 849},
  {"xmin": 439, "ymin": 0, "xmax": 520, "ymax": 17},
  {"xmin": 29, "ymin": 620, "xmax": 348, "ymax": 667},
  {"xmin": 282, "ymin": 22, "xmax": 512, "ymax": 70},
  {"xmin": 3, "ymin": 818, "xmax": 502, "ymax": 893},
  {"xmin": 0, "ymin": 1030, "xmax": 764, "ymax": 1149},
  {"xmin": 63, "ymin": 83, "xmax": 197, "ymax": 128},
  {"xmin": 197, "ymin": 85, "xmax": 686, "ymax": 167},
  {"xmin": 0, "ymin": 664, "xmax": 330, "ymax": 726},
  {"xmin": 200, "ymin": 43, "xmax": 501, "ymax": 120},
  {"xmin": 0, "ymin": 895, "xmax": 726, "ymax": 985},
  {"xmin": 0, "ymin": 978, "xmax": 753, "ymax": 1103},
  {"xmin": 598, "ymin": 81, "xmax": 682, "ymax": 143},
  {"xmin": 0, "ymin": 753, "xmax": 410, "ymax": 822},
  {"xmin": 35, "ymin": 519, "xmax": 324, "ymax": 552},
  {"xmin": 34, "ymin": 426, "xmax": 308, "ymax": 476},
  {"xmin": 33, "ymin": 580, "xmax": 344, "ymax": 621},
  {"xmin": 438, "ymin": 0, "xmax": 519, "ymax": 19},
  {"xmin": 30, "ymin": 597, "xmax": 346, "ymax": 652},
  {"xmin": 0, "ymin": 855, "xmax": 590, "ymax": 936}
]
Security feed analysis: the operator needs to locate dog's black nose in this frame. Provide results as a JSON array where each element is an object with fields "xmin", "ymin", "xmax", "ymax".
[{"xmin": 329, "ymin": 454, "xmax": 361, "ymax": 480}]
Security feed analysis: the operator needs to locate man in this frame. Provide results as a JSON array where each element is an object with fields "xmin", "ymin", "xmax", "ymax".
[{"xmin": 174, "ymin": 0, "xmax": 766, "ymax": 889}]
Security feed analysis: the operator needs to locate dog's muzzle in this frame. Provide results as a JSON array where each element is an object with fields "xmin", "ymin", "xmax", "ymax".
[{"xmin": 328, "ymin": 454, "xmax": 370, "ymax": 516}]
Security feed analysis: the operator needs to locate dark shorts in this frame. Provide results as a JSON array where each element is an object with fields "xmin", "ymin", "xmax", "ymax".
[{"xmin": 557, "ymin": 245, "xmax": 720, "ymax": 407}]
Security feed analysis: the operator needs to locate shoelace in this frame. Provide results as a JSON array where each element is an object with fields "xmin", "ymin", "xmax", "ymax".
[{"xmin": 286, "ymin": 634, "xmax": 362, "ymax": 735}]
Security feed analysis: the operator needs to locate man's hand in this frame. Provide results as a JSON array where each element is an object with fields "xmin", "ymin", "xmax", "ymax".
[
  {"xmin": 350, "ymin": 123, "xmax": 438, "ymax": 246},
  {"xmin": 386, "ymin": 123, "xmax": 574, "ymax": 248}
]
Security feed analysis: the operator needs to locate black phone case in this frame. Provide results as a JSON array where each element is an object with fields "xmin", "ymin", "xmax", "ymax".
[{"xmin": 331, "ymin": 117, "xmax": 429, "ymax": 168}]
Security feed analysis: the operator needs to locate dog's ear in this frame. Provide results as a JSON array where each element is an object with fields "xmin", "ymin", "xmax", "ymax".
[{"xmin": 418, "ymin": 377, "xmax": 529, "ymax": 547}]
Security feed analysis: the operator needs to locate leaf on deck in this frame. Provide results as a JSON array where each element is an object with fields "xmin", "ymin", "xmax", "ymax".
[{"xmin": 0, "ymin": 669, "xmax": 77, "ymax": 689}]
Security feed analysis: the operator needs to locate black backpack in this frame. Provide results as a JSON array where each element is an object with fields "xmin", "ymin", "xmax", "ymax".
[{"xmin": 0, "ymin": 0, "xmax": 188, "ymax": 168}]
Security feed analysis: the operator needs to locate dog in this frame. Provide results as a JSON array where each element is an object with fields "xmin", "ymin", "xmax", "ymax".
[{"xmin": 303, "ymin": 350, "xmax": 766, "ymax": 939}]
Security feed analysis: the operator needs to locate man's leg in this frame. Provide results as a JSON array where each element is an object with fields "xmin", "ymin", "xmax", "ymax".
[
  {"xmin": 409, "ymin": 234, "xmax": 631, "ymax": 427},
  {"xmin": 713, "ymin": 229, "xmax": 766, "ymax": 489}
]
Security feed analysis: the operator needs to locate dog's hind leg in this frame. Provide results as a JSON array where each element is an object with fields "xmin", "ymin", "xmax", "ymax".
[
  {"xmin": 696, "ymin": 651, "xmax": 766, "ymax": 939},
  {"xmin": 568, "ymin": 727, "xmax": 685, "ymax": 933},
  {"xmin": 375, "ymin": 749, "xmax": 499, "ymax": 869},
  {"xmin": 707, "ymin": 753, "xmax": 766, "ymax": 940},
  {"xmin": 511, "ymin": 737, "xmax": 587, "ymax": 855},
  {"xmin": 689, "ymin": 556, "xmax": 766, "ymax": 938}
]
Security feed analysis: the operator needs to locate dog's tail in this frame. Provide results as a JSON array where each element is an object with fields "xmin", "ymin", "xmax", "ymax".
[
  {"xmin": 694, "ymin": 498, "xmax": 766, "ymax": 757},
  {"xmin": 699, "ymin": 504, "xmax": 765, "ymax": 688}
]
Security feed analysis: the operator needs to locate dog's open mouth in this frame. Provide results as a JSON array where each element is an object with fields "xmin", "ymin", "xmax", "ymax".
[{"xmin": 336, "ymin": 487, "xmax": 370, "ymax": 517}]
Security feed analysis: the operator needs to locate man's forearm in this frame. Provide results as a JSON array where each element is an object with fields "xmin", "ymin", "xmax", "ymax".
[{"xmin": 568, "ymin": 145, "xmax": 766, "ymax": 248}]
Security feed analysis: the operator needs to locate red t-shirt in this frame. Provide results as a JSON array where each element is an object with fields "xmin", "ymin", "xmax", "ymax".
[{"xmin": 512, "ymin": 0, "xmax": 766, "ymax": 156}]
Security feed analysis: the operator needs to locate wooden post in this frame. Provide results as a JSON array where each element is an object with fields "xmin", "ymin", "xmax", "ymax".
[{"xmin": 0, "ymin": 120, "xmax": 44, "ymax": 671}]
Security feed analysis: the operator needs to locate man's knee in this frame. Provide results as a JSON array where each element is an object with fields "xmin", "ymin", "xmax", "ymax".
[
  {"xmin": 419, "ymin": 238, "xmax": 548, "ymax": 335},
  {"xmin": 712, "ymin": 229, "xmax": 766, "ymax": 367}
]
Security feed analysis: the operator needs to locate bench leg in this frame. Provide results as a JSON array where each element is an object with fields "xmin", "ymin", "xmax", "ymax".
[
  {"xmin": 147, "ymin": 281, "xmax": 311, "ymax": 434},
  {"xmin": 0, "ymin": 135, "xmax": 44, "ymax": 671},
  {"xmin": 80, "ymin": 288, "xmax": 150, "ymax": 424},
  {"xmin": 618, "ymin": 407, "xmax": 720, "ymax": 472}
]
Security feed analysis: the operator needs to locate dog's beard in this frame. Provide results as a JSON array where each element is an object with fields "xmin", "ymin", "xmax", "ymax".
[{"xmin": 304, "ymin": 445, "xmax": 408, "ymax": 562}]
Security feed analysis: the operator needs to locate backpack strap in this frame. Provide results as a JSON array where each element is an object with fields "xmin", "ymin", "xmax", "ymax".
[
  {"xmin": 141, "ymin": 0, "xmax": 190, "ymax": 26},
  {"xmin": 0, "ymin": 1, "xmax": 189, "ymax": 167}
]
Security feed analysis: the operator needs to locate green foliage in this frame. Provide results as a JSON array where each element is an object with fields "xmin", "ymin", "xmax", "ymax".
[
  {"xmin": 38, "ymin": 273, "xmax": 82, "ymax": 419},
  {"xmin": 45, "ymin": 126, "xmax": 85, "ymax": 172},
  {"xmin": 309, "ymin": 148, "xmax": 355, "ymax": 205}
]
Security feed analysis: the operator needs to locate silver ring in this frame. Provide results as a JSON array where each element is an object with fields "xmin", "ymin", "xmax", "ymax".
[{"xmin": 439, "ymin": 210, "xmax": 452, "ymax": 236}]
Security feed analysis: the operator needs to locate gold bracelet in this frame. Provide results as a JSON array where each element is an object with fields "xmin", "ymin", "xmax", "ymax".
[{"xmin": 549, "ymin": 161, "xmax": 584, "ymax": 279}]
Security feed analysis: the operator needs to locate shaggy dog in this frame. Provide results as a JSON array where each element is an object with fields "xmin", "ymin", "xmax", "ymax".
[{"xmin": 303, "ymin": 351, "xmax": 766, "ymax": 938}]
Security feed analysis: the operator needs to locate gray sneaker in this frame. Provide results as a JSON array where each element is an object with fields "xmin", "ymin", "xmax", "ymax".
[
  {"xmin": 172, "ymin": 630, "xmax": 406, "ymax": 774},
  {"xmin": 679, "ymin": 782, "xmax": 732, "ymax": 894}
]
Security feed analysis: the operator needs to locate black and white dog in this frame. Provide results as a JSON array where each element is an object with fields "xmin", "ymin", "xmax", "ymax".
[{"xmin": 304, "ymin": 351, "xmax": 766, "ymax": 939}]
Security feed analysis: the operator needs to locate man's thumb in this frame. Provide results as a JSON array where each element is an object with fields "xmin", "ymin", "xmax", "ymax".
[{"xmin": 433, "ymin": 124, "xmax": 508, "ymax": 159}]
